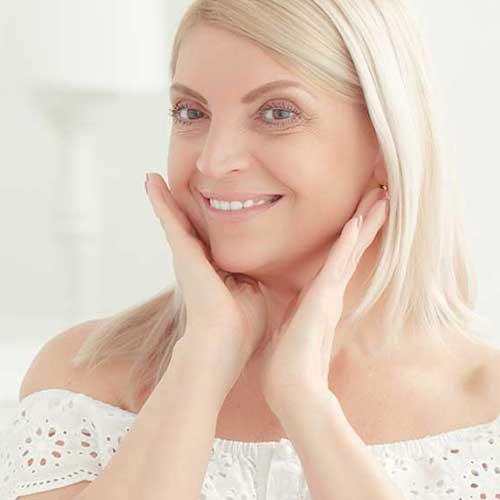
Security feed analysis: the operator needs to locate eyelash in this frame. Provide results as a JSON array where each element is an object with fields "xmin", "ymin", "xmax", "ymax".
[{"xmin": 167, "ymin": 99, "xmax": 303, "ymax": 129}]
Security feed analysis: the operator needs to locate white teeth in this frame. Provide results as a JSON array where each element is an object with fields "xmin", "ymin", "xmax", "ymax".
[{"xmin": 209, "ymin": 197, "xmax": 278, "ymax": 211}]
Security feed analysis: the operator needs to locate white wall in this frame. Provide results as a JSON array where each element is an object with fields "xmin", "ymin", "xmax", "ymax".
[{"xmin": 1, "ymin": 0, "xmax": 499, "ymax": 428}]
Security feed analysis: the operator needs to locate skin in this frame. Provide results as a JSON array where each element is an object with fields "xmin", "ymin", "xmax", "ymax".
[
  {"xmin": 168, "ymin": 22, "xmax": 386, "ymax": 354},
  {"xmin": 165, "ymin": 22, "xmax": 499, "ymax": 440}
]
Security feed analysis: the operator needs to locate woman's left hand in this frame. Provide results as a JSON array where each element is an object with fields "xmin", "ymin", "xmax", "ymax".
[{"xmin": 259, "ymin": 187, "xmax": 390, "ymax": 416}]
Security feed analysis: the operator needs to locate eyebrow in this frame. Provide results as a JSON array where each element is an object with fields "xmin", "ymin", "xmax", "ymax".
[{"xmin": 169, "ymin": 79, "xmax": 317, "ymax": 105}]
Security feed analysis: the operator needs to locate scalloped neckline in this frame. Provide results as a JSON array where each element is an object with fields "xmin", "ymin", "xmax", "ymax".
[{"xmin": 19, "ymin": 388, "xmax": 500, "ymax": 457}]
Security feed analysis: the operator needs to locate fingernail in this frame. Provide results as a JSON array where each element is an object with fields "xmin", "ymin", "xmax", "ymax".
[
  {"xmin": 379, "ymin": 188, "xmax": 390, "ymax": 200},
  {"xmin": 378, "ymin": 199, "xmax": 390, "ymax": 215}
]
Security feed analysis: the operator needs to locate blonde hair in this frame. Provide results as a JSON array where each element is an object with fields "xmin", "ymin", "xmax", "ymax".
[{"xmin": 72, "ymin": 0, "xmax": 494, "ymax": 408}]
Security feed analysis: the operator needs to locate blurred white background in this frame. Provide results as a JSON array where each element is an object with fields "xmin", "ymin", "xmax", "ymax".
[{"xmin": 1, "ymin": 0, "xmax": 499, "ymax": 428}]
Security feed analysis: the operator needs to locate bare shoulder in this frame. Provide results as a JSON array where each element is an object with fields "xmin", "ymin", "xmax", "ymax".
[{"xmin": 18, "ymin": 317, "xmax": 123, "ymax": 408}]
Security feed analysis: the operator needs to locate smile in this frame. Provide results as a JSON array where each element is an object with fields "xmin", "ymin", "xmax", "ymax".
[{"xmin": 201, "ymin": 193, "xmax": 284, "ymax": 222}]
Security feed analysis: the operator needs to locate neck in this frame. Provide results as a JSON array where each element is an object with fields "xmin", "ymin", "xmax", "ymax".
[{"xmin": 244, "ymin": 230, "xmax": 386, "ymax": 363}]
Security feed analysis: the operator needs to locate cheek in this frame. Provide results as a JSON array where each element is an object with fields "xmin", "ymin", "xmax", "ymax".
[
  {"xmin": 290, "ymin": 139, "xmax": 367, "ymax": 224},
  {"xmin": 253, "ymin": 136, "xmax": 315, "ymax": 187},
  {"xmin": 287, "ymin": 175, "xmax": 355, "ymax": 248}
]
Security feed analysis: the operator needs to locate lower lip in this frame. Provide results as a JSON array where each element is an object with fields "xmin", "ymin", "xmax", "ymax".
[{"xmin": 202, "ymin": 195, "xmax": 284, "ymax": 222}]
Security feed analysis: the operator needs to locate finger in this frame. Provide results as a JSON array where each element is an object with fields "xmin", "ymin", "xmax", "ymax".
[
  {"xmin": 312, "ymin": 187, "xmax": 389, "ymax": 290},
  {"xmin": 146, "ymin": 173, "xmax": 238, "ymax": 293},
  {"xmin": 352, "ymin": 194, "xmax": 389, "ymax": 261},
  {"xmin": 146, "ymin": 172, "xmax": 197, "ymax": 242},
  {"xmin": 360, "ymin": 197, "xmax": 389, "ymax": 240},
  {"xmin": 353, "ymin": 187, "xmax": 387, "ymax": 218},
  {"xmin": 146, "ymin": 172, "xmax": 211, "ymax": 266},
  {"xmin": 320, "ymin": 215, "xmax": 362, "ymax": 287}
]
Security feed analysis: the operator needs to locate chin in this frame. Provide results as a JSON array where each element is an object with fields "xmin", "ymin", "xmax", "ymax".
[
  {"xmin": 210, "ymin": 250, "xmax": 259, "ymax": 275},
  {"xmin": 209, "ymin": 244, "xmax": 284, "ymax": 278}
]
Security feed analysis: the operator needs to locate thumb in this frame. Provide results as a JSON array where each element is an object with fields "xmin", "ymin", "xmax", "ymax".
[
  {"xmin": 145, "ymin": 172, "xmax": 223, "ymax": 292},
  {"xmin": 146, "ymin": 172, "xmax": 198, "ymax": 244}
]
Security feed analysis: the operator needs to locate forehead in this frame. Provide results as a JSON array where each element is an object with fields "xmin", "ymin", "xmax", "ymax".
[
  {"xmin": 173, "ymin": 23, "xmax": 304, "ymax": 92},
  {"xmin": 172, "ymin": 22, "xmax": 362, "ymax": 118}
]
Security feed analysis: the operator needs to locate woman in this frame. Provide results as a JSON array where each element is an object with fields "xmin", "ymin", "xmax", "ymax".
[{"xmin": 2, "ymin": 0, "xmax": 500, "ymax": 499}]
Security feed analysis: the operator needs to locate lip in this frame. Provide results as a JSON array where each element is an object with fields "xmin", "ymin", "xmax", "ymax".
[{"xmin": 200, "ymin": 192, "xmax": 285, "ymax": 222}]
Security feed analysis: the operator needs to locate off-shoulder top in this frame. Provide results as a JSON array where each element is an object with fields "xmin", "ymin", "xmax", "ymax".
[{"xmin": 1, "ymin": 389, "xmax": 500, "ymax": 499}]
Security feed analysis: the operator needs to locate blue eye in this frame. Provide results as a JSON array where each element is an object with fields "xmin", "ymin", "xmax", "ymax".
[
  {"xmin": 168, "ymin": 104, "xmax": 205, "ymax": 125},
  {"xmin": 168, "ymin": 100, "xmax": 302, "ymax": 129},
  {"xmin": 259, "ymin": 102, "xmax": 301, "ymax": 128}
]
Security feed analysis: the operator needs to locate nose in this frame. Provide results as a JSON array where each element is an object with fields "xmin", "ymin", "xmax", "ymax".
[{"xmin": 195, "ymin": 120, "xmax": 254, "ymax": 178}]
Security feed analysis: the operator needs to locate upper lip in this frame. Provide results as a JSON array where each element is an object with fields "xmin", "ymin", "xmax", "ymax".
[{"xmin": 199, "ymin": 191, "xmax": 283, "ymax": 202}]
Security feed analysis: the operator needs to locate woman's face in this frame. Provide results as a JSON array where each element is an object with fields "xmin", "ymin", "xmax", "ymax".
[{"xmin": 167, "ymin": 22, "xmax": 382, "ymax": 278}]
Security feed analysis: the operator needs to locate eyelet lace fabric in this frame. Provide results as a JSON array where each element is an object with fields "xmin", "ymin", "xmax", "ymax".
[{"xmin": 1, "ymin": 389, "xmax": 500, "ymax": 499}]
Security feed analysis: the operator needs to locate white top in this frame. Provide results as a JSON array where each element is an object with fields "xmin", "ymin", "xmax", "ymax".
[{"xmin": 1, "ymin": 389, "xmax": 500, "ymax": 500}]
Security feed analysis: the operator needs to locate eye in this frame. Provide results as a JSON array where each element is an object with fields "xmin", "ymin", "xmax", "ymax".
[
  {"xmin": 257, "ymin": 100, "xmax": 302, "ymax": 129},
  {"xmin": 168, "ymin": 99, "xmax": 303, "ymax": 129},
  {"xmin": 168, "ymin": 102, "xmax": 206, "ymax": 127}
]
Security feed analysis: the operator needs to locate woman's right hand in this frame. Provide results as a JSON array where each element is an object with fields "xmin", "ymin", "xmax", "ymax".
[{"xmin": 145, "ymin": 172, "xmax": 269, "ymax": 398}]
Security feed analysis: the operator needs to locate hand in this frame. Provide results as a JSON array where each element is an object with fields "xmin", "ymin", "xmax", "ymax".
[
  {"xmin": 145, "ymin": 172, "xmax": 268, "ymax": 399},
  {"xmin": 257, "ymin": 187, "xmax": 390, "ymax": 416}
]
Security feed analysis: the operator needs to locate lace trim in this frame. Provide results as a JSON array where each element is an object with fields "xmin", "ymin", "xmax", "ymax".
[
  {"xmin": 16, "ymin": 388, "xmax": 500, "ymax": 459},
  {"xmin": 3, "ymin": 388, "xmax": 500, "ymax": 499},
  {"xmin": 1, "ymin": 466, "xmax": 99, "ymax": 500}
]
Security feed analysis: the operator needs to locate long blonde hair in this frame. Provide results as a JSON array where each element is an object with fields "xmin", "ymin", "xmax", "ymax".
[{"xmin": 72, "ymin": 0, "xmax": 493, "ymax": 408}]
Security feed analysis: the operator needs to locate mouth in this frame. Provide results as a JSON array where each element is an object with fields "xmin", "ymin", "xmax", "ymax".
[{"xmin": 200, "ymin": 193, "xmax": 285, "ymax": 222}]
